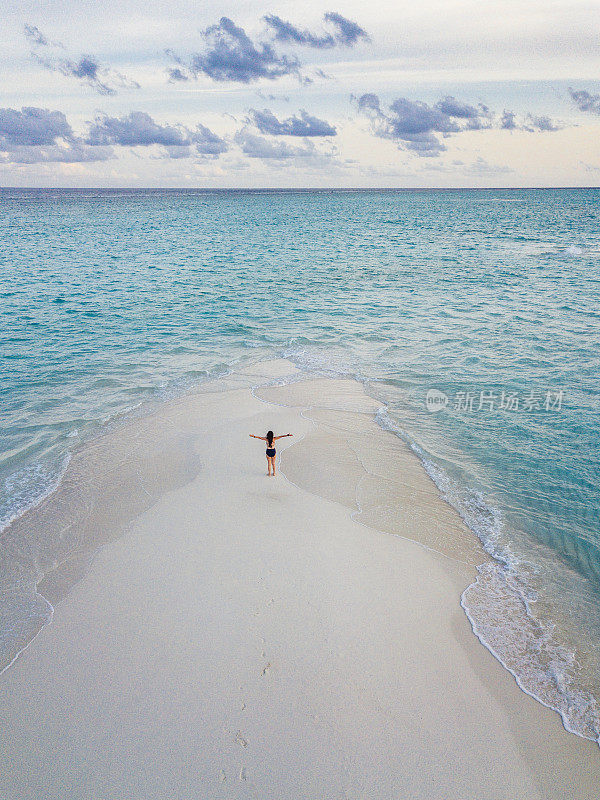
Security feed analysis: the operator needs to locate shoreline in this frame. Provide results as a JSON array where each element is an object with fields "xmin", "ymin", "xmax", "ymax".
[
  {"xmin": 1, "ymin": 359, "xmax": 599, "ymax": 797},
  {"xmin": 2, "ymin": 358, "xmax": 600, "ymax": 744}
]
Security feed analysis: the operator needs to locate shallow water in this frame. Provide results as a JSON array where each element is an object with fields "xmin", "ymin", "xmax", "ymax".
[{"xmin": 1, "ymin": 187, "xmax": 599, "ymax": 742}]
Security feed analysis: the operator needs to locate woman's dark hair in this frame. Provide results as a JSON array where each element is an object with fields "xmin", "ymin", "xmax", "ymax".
[{"xmin": 266, "ymin": 430, "xmax": 274, "ymax": 446}]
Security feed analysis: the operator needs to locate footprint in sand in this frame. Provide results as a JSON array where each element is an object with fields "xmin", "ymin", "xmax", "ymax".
[
  {"xmin": 219, "ymin": 769, "xmax": 226, "ymax": 782},
  {"xmin": 239, "ymin": 766, "xmax": 247, "ymax": 782},
  {"xmin": 235, "ymin": 731, "xmax": 248, "ymax": 748},
  {"xmin": 261, "ymin": 662, "xmax": 271, "ymax": 676}
]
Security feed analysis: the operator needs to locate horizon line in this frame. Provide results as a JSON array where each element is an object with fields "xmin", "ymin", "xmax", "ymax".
[{"xmin": 1, "ymin": 185, "xmax": 598, "ymax": 192}]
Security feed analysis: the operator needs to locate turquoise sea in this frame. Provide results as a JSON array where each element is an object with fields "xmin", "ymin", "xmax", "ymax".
[{"xmin": 1, "ymin": 187, "xmax": 599, "ymax": 742}]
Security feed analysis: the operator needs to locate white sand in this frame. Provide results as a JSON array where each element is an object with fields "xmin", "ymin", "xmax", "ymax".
[{"xmin": 1, "ymin": 360, "xmax": 599, "ymax": 799}]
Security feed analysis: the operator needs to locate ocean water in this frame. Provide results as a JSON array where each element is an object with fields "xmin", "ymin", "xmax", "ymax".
[{"xmin": 1, "ymin": 187, "xmax": 599, "ymax": 742}]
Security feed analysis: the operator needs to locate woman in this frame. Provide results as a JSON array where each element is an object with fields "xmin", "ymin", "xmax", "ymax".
[{"xmin": 249, "ymin": 430, "xmax": 293, "ymax": 476}]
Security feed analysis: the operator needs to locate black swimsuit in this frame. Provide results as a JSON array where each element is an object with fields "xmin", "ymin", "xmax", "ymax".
[{"xmin": 266, "ymin": 446, "xmax": 276, "ymax": 457}]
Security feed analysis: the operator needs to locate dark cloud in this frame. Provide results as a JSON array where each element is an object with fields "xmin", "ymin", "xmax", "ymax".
[
  {"xmin": 263, "ymin": 12, "xmax": 369, "ymax": 48},
  {"xmin": 435, "ymin": 96, "xmax": 490, "ymax": 129},
  {"xmin": 86, "ymin": 111, "xmax": 227, "ymax": 156},
  {"xmin": 56, "ymin": 56, "xmax": 115, "ymax": 96},
  {"xmin": 0, "ymin": 106, "xmax": 230, "ymax": 165},
  {"xmin": 500, "ymin": 109, "xmax": 518, "ymax": 130},
  {"xmin": 356, "ymin": 93, "xmax": 381, "ymax": 114},
  {"xmin": 174, "ymin": 17, "xmax": 300, "ymax": 83},
  {"xmin": 358, "ymin": 95, "xmax": 559, "ymax": 156},
  {"xmin": 25, "ymin": 24, "xmax": 139, "ymax": 95},
  {"xmin": 500, "ymin": 109, "xmax": 560, "ymax": 132},
  {"xmin": 167, "ymin": 13, "xmax": 368, "ymax": 84},
  {"xmin": 87, "ymin": 112, "xmax": 192, "ymax": 146},
  {"xmin": 263, "ymin": 15, "xmax": 335, "ymax": 48},
  {"xmin": 51, "ymin": 55, "xmax": 139, "ymax": 95},
  {"xmin": 248, "ymin": 108, "xmax": 336, "ymax": 136},
  {"xmin": 0, "ymin": 107, "xmax": 231, "ymax": 165},
  {"xmin": 24, "ymin": 23, "xmax": 65, "ymax": 50},
  {"xmin": 164, "ymin": 49, "xmax": 191, "ymax": 82},
  {"xmin": 323, "ymin": 12, "xmax": 370, "ymax": 46},
  {"xmin": 0, "ymin": 106, "xmax": 112, "ymax": 164},
  {"xmin": 435, "ymin": 96, "xmax": 478, "ymax": 118},
  {"xmin": 0, "ymin": 106, "xmax": 73, "ymax": 147},
  {"xmin": 167, "ymin": 67, "xmax": 190, "ymax": 83},
  {"xmin": 357, "ymin": 94, "xmax": 479, "ymax": 156},
  {"xmin": 24, "ymin": 24, "xmax": 51, "ymax": 47},
  {"xmin": 568, "ymin": 87, "xmax": 600, "ymax": 114},
  {"xmin": 526, "ymin": 114, "xmax": 560, "ymax": 132}
]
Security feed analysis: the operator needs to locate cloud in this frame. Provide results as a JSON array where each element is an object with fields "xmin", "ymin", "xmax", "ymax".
[
  {"xmin": 451, "ymin": 157, "xmax": 513, "ymax": 175},
  {"xmin": 166, "ymin": 13, "xmax": 369, "ymax": 84},
  {"xmin": 25, "ymin": 24, "xmax": 139, "ymax": 95},
  {"xmin": 263, "ymin": 15, "xmax": 335, "ymax": 48},
  {"xmin": 0, "ymin": 143, "xmax": 112, "ymax": 164},
  {"xmin": 161, "ymin": 146, "xmax": 193, "ymax": 159},
  {"xmin": 234, "ymin": 129, "xmax": 340, "ymax": 168},
  {"xmin": 235, "ymin": 130, "xmax": 299, "ymax": 159},
  {"xmin": 435, "ymin": 96, "xmax": 489, "ymax": 129},
  {"xmin": 568, "ymin": 87, "xmax": 600, "ymax": 114},
  {"xmin": 0, "ymin": 106, "xmax": 112, "ymax": 164},
  {"xmin": 500, "ymin": 109, "xmax": 560, "ymax": 132},
  {"xmin": 55, "ymin": 56, "xmax": 116, "ymax": 96},
  {"xmin": 0, "ymin": 107, "xmax": 228, "ymax": 165},
  {"xmin": 0, "ymin": 106, "xmax": 73, "ymax": 147},
  {"xmin": 24, "ymin": 24, "xmax": 55, "ymax": 47},
  {"xmin": 164, "ymin": 49, "xmax": 191, "ymax": 82},
  {"xmin": 358, "ymin": 94, "xmax": 559, "ymax": 156},
  {"xmin": 43, "ymin": 55, "xmax": 139, "ymax": 96},
  {"xmin": 323, "ymin": 12, "xmax": 370, "ymax": 46},
  {"xmin": 500, "ymin": 109, "xmax": 518, "ymax": 130},
  {"xmin": 248, "ymin": 108, "xmax": 336, "ymax": 136},
  {"xmin": 356, "ymin": 94, "xmax": 490, "ymax": 156},
  {"xmin": 168, "ymin": 17, "xmax": 300, "ymax": 84},
  {"xmin": 359, "ymin": 95, "xmax": 464, "ymax": 156},
  {"xmin": 86, "ymin": 111, "xmax": 228, "ymax": 156},
  {"xmin": 166, "ymin": 66, "xmax": 189, "ymax": 83},
  {"xmin": 526, "ymin": 114, "xmax": 560, "ymax": 132},
  {"xmin": 263, "ymin": 12, "xmax": 369, "ymax": 48},
  {"xmin": 255, "ymin": 89, "xmax": 290, "ymax": 102}
]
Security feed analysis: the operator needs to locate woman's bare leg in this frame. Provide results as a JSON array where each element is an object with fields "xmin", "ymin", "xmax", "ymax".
[
  {"xmin": 270, "ymin": 456, "xmax": 276, "ymax": 476},
  {"xmin": 266, "ymin": 455, "xmax": 272, "ymax": 476}
]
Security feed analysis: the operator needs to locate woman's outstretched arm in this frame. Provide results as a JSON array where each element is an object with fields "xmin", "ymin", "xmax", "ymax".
[
  {"xmin": 273, "ymin": 433, "xmax": 293, "ymax": 440},
  {"xmin": 249, "ymin": 434, "xmax": 267, "ymax": 440}
]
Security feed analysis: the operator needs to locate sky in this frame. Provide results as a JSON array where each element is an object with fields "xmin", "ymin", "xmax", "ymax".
[{"xmin": 1, "ymin": 0, "xmax": 599, "ymax": 187}]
